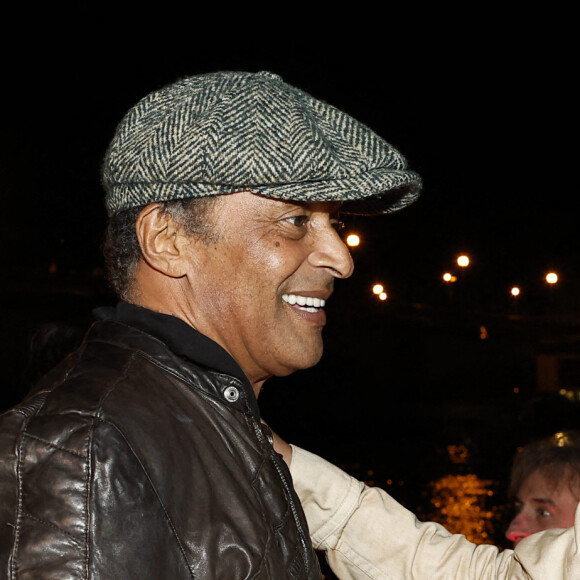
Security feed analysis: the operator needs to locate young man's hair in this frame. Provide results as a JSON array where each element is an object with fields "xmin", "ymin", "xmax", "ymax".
[
  {"xmin": 103, "ymin": 196, "xmax": 219, "ymax": 301},
  {"xmin": 509, "ymin": 430, "xmax": 580, "ymax": 498}
]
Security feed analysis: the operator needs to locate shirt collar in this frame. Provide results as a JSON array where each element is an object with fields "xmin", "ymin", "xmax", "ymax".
[{"xmin": 94, "ymin": 301, "xmax": 254, "ymax": 395}]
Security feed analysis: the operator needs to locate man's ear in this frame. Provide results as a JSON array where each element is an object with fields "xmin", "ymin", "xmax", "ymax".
[{"xmin": 135, "ymin": 204, "xmax": 188, "ymax": 278}]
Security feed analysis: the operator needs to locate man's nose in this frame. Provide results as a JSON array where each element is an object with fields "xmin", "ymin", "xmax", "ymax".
[
  {"xmin": 505, "ymin": 516, "xmax": 531, "ymax": 544},
  {"xmin": 506, "ymin": 529, "xmax": 530, "ymax": 543},
  {"xmin": 308, "ymin": 227, "xmax": 354, "ymax": 279}
]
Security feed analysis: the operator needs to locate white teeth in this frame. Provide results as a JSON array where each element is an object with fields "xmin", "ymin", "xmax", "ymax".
[{"xmin": 282, "ymin": 294, "xmax": 326, "ymax": 310}]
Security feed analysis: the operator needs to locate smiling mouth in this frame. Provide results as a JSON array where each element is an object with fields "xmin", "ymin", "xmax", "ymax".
[{"xmin": 282, "ymin": 293, "xmax": 326, "ymax": 313}]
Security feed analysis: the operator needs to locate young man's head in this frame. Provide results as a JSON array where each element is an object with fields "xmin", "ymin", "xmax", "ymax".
[
  {"xmin": 100, "ymin": 71, "xmax": 422, "ymax": 393},
  {"xmin": 506, "ymin": 431, "xmax": 580, "ymax": 544}
]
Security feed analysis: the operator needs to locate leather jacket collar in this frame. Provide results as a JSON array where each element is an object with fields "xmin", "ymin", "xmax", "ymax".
[{"xmin": 94, "ymin": 301, "xmax": 260, "ymax": 417}]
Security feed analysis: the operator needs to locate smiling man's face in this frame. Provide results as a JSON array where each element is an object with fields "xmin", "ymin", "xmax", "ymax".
[{"xmin": 178, "ymin": 191, "xmax": 354, "ymax": 392}]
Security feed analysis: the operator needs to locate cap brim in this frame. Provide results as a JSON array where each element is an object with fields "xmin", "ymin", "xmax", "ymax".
[{"xmin": 250, "ymin": 168, "xmax": 422, "ymax": 216}]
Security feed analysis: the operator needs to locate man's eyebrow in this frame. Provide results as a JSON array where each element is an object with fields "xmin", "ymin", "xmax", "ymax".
[
  {"xmin": 285, "ymin": 200, "xmax": 308, "ymax": 208},
  {"xmin": 530, "ymin": 497, "xmax": 557, "ymax": 506},
  {"xmin": 281, "ymin": 200, "xmax": 343, "ymax": 216}
]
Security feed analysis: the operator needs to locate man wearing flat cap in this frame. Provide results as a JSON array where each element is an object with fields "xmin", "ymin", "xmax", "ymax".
[{"xmin": 0, "ymin": 71, "xmax": 420, "ymax": 578}]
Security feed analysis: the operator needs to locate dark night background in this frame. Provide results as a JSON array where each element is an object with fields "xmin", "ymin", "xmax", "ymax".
[{"xmin": 1, "ymin": 9, "xmax": 578, "ymax": 569}]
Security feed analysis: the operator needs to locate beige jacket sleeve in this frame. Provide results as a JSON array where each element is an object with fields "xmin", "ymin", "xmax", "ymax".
[{"xmin": 290, "ymin": 445, "xmax": 580, "ymax": 580}]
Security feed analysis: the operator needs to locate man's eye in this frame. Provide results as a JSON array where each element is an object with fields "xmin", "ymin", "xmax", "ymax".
[
  {"xmin": 538, "ymin": 508, "xmax": 552, "ymax": 517},
  {"xmin": 286, "ymin": 215, "xmax": 309, "ymax": 227}
]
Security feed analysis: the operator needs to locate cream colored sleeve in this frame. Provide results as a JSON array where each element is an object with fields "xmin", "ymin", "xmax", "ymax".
[{"xmin": 290, "ymin": 445, "xmax": 580, "ymax": 580}]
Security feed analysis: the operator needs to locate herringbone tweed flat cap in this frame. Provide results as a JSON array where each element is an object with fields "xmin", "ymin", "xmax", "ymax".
[{"xmin": 102, "ymin": 71, "xmax": 421, "ymax": 216}]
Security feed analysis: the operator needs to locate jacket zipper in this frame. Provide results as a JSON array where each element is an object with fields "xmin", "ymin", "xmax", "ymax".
[{"xmin": 252, "ymin": 419, "xmax": 313, "ymax": 574}]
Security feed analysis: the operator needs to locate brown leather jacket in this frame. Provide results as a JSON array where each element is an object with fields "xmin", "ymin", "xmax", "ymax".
[{"xmin": 0, "ymin": 304, "xmax": 321, "ymax": 579}]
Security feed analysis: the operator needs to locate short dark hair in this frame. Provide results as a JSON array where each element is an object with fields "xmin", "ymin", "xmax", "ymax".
[
  {"xmin": 103, "ymin": 196, "xmax": 218, "ymax": 300},
  {"xmin": 509, "ymin": 430, "xmax": 580, "ymax": 498}
]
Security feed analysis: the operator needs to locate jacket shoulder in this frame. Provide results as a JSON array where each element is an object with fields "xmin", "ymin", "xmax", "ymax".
[{"xmin": 0, "ymin": 388, "xmax": 106, "ymax": 577}]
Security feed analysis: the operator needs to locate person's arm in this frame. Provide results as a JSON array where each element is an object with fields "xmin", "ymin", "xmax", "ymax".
[
  {"xmin": 290, "ymin": 445, "xmax": 580, "ymax": 580},
  {"xmin": 513, "ymin": 503, "xmax": 580, "ymax": 580}
]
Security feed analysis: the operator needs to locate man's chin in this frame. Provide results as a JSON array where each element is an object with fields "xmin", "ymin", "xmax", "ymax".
[{"xmin": 276, "ymin": 348, "xmax": 324, "ymax": 377}]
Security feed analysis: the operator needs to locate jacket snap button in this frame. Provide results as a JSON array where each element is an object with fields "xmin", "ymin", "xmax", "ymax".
[{"xmin": 224, "ymin": 386, "xmax": 239, "ymax": 402}]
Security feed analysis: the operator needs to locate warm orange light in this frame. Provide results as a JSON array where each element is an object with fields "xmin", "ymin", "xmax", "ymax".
[
  {"xmin": 372, "ymin": 284, "xmax": 384, "ymax": 295},
  {"xmin": 511, "ymin": 287, "xmax": 520, "ymax": 297},
  {"xmin": 378, "ymin": 292, "xmax": 387, "ymax": 301},
  {"xmin": 546, "ymin": 272, "xmax": 558, "ymax": 284},
  {"xmin": 428, "ymin": 474, "xmax": 496, "ymax": 544},
  {"xmin": 457, "ymin": 255, "xmax": 470, "ymax": 267},
  {"xmin": 443, "ymin": 273, "xmax": 457, "ymax": 283},
  {"xmin": 346, "ymin": 234, "xmax": 360, "ymax": 247},
  {"xmin": 447, "ymin": 445, "xmax": 470, "ymax": 464}
]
